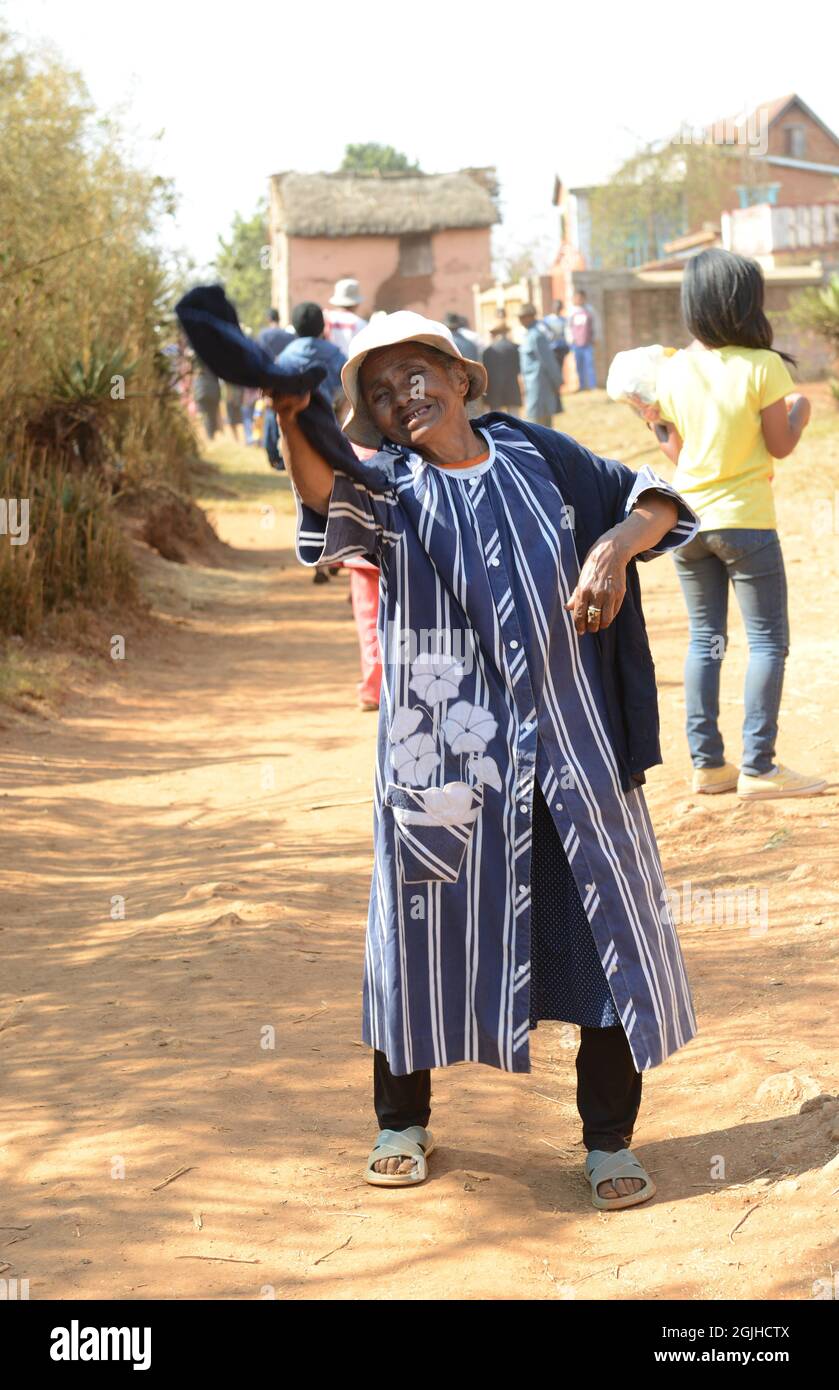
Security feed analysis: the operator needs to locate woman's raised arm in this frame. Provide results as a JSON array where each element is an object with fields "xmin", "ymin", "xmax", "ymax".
[{"xmin": 272, "ymin": 392, "xmax": 334, "ymax": 514}]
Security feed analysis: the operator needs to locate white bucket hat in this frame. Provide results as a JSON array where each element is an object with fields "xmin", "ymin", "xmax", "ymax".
[
  {"xmin": 329, "ymin": 277, "xmax": 363, "ymax": 308},
  {"xmin": 341, "ymin": 310, "xmax": 488, "ymax": 448}
]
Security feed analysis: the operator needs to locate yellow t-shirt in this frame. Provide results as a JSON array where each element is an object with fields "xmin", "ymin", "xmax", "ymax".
[{"xmin": 656, "ymin": 345, "xmax": 795, "ymax": 530}]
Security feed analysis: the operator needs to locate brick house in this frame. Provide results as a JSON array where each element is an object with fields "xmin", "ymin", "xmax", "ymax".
[
  {"xmin": 550, "ymin": 94, "xmax": 839, "ymax": 382},
  {"xmin": 559, "ymin": 95, "xmax": 839, "ymax": 276},
  {"xmin": 713, "ymin": 93, "xmax": 839, "ymax": 209},
  {"xmin": 268, "ymin": 168, "xmax": 499, "ymax": 327}
]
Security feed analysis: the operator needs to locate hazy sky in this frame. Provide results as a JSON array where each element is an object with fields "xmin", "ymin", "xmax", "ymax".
[{"xmin": 5, "ymin": 0, "xmax": 837, "ymax": 274}]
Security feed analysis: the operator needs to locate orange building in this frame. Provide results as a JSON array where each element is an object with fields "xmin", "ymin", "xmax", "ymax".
[{"xmin": 268, "ymin": 168, "xmax": 499, "ymax": 327}]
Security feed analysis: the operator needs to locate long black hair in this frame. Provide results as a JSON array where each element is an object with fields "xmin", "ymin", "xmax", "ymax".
[{"xmin": 681, "ymin": 248, "xmax": 796, "ymax": 366}]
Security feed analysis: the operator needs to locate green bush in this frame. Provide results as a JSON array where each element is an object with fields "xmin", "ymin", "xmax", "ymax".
[{"xmin": 0, "ymin": 30, "xmax": 198, "ymax": 637}]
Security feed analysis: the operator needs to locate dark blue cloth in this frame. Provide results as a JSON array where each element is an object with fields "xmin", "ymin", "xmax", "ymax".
[
  {"xmin": 174, "ymin": 285, "xmax": 361, "ymax": 476},
  {"xmin": 529, "ymin": 776, "xmax": 619, "ymax": 1028},
  {"xmin": 176, "ymin": 286, "xmax": 320, "ymax": 394}
]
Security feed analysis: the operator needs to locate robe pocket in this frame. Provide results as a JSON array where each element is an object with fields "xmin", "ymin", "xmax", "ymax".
[{"xmin": 385, "ymin": 781, "xmax": 484, "ymax": 884}]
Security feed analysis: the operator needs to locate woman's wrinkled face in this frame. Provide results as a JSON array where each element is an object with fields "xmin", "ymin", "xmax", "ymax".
[{"xmin": 359, "ymin": 344, "xmax": 468, "ymax": 450}]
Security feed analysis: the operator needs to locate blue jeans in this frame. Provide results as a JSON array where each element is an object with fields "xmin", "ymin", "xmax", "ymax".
[
  {"xmin": 573, "ymin": 343, "xmax": 596, "ymax": 390},
  {"xmin": 672, "ymin": 529, "xmax": 789, "ymax": 776}
]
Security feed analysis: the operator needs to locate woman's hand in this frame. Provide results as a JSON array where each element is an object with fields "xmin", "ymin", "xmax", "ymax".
[
  {"xmin": 270, "ymin": 390, "xmax": 311, "ymax": 427},
  {"xmin": 786, "ymin": 392, "xmax": 811, "ymax": 431},
  {"xmin": 625, "ymin": 392, "xmax": 662, "ymax": 423},
  {"xmin": 564, "ymin": 529, "xmax": 629, "ymax": 635}
]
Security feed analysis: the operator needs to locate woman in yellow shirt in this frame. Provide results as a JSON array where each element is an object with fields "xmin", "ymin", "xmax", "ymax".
[{"xmin": 651, "ymin": 249, "xmax": 824, "ymax": 799}]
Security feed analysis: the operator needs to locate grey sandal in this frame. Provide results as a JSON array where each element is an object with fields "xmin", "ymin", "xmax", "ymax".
[
  {"xmin": 584, "ymin": 1147, "xmax": 656, "ymax": 1210},
  {"xmin": 364, "ymin": 1125, "xmax": 435, "ymax": 1187}
]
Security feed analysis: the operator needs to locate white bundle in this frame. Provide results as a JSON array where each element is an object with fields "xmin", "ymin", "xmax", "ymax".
[{"xmin": 606, "ymin": 344, "xmax": 672, "ymax": 406}]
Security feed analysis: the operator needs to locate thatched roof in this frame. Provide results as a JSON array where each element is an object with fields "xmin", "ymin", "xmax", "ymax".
[{"xmin": 270, "ymin": 168, "xmax": 499, "ymax": 238}]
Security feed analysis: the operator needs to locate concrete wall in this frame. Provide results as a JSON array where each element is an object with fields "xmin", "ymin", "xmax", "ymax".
[{"xmin": 277, "ymin": 227, "xmax": 492, "ymax": 328}]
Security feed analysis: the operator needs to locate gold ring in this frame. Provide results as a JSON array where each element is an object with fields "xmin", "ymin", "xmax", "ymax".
[{"xmin": 587, "ymin": 605, "xmax": 602, "ymax": 625}]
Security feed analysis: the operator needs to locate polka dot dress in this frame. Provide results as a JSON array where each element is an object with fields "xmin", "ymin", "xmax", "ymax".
[{"xmin": 529, "ymin": 776, "xmax": 620, "ymax": 1030}]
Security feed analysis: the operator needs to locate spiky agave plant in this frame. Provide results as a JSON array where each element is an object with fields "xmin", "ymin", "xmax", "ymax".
[
  {"xmin": 790, "ymin": 274, "xmax": 839, "ymax": 356},
  {"xmin": 24, "ymin": 343, "xmax": 138, "ymax": 472},
  {"xmin": 51, "ymin": 345, "xmax": 138, "ymax": 402}
]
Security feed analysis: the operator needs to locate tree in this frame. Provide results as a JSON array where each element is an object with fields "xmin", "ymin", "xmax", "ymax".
[
  {"xmin": 340, "ymin": 143, "xmax": 420, "ymax": 174},
  {"xmin": 492, "ymin": 233, "xmax": 555, "ymax": 285},
  {"xmin": 213, "ymin": 200, "xmax": 271, "ymax": 332},
  {"xmin": 587, "ymin": 139, "xmax": 735, "ymax": 270},
  {"xmin": 790, "ymin": 274, "xmax": 839, "ymax": 401}
]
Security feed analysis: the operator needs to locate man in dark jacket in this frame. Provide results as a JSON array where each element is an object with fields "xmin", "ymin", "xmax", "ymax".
[{"xmin": 481, "ymin": 320, "xmax": 522, "ymax": 414}]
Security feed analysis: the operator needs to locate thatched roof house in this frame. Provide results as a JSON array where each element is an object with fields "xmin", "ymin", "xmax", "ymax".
[
  {"xmin": 271, "ymin": 168, "xmax": 499, "ymax": 237},
  {"xmin": 268, "ymin": 168, "xmax": 499, "ymax": 325}
]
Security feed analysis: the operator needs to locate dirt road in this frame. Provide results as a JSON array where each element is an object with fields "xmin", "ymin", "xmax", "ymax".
[{"xmin": 2, "ymin": 396, "xmax": 838, "ymax": 1300}]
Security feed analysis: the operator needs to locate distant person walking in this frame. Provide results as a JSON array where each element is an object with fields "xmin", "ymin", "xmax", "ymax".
[
  {"xmin": 257, "ymin": 309, "xmax": 295, "ymax": 470},
  {"xmin": 445, "ymin": 312, "xmax": 481, "ymax": 362},
  {"xmin": 518, "ymin": 303, "xmax": 563, "ymax": 425},
  {"xmin": 324, "ymin": 279, "xmax": 368, "ymax": 356},
  {"xmin": 481, "ymin": 321, "xmax": 522, "ymax": 415},
  {"xmin": 569, "ymin": 289, "xmax": 597, "ymax": 391},
  {"xmin": 544, "ymin": 299, "xmax": 570, "ymax": 382},
  {"xmin": 649, "ymin": 248, "xmax": 824, "ymax": 799},
  {"xmin": 224, "ymin": 382, "xmax": 244, "ymax": 441},
  {"xmin": 258, "ymin": 307, "xmax": 294, "ymax": 359},
  {"xmin": 278, "ymin": 302, "xmax": 347, "ymax": 409},
  {"xmin": 241, "ymin": 386, "xmax": 259, "ymax": 445},
  {"xmin": 191, "ymin": 354, "xmax": 222, "ymax": 440}
]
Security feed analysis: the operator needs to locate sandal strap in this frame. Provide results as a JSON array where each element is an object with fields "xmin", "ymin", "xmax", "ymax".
[
  {"xmin": 586, "ymin": 1147, "xmax": 648, "ymax": 1185},
  {"xmin": 370, "ymin": 1127, "xmax": 429, "ymax": 1162}
]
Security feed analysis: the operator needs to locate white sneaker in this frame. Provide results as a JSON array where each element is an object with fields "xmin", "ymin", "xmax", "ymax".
[
  {"xmin": 693, "ymin": 762, "xmax": 739, "ymax": 794},
  {"xmin": 737, "ymin": 763, "xmax": 827, "ymax": 799}
]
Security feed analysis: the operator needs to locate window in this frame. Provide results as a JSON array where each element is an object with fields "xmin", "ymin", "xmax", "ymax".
[
  {"xmin": 784, "ymin": 125, "xmax": 807, "ymax": 159},
  {"xmin": 736, "ymin": 184, "xmax": 781, "ymax": 208},
  {"xmin": 398, "ymin": 233, "xmax": 433, "ymax": 276}
]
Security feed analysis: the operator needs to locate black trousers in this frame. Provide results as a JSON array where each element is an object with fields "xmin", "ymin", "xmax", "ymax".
[{"xmin": 374, "ymin": 1024, "xmax": 641, "ymax": 1153}]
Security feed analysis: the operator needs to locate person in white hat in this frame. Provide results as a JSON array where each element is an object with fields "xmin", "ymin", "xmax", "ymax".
[
  {"xmin": 324, "ymin": 278, "xmax": 368, "ymax": 358},
  {"xmin": 272, "ymin": 311, "xmax": 701, "ymax": 1211}
]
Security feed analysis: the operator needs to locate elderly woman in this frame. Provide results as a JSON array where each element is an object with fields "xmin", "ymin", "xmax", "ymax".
[{"xmin": 274, "ymin": 312, "xmax": 700, "ymax": 1211}]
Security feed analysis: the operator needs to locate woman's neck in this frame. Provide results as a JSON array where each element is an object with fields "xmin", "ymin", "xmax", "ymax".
[{"xmin": 420, "ymin": 418, "xmax": 484, "ymax": 466}]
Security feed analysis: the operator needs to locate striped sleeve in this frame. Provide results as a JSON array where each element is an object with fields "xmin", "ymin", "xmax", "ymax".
[
  {"xmin": 624, "ymin": 464, "xmax": 699, "ymax": 560},
  {"xmin": 294, "ymin": 470, "xmax": 398, "ymax": 567}
]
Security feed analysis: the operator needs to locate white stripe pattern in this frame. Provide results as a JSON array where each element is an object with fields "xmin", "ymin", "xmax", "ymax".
[{"xmin": 291, "ymin": 421, "xmax": 698, "ymax": 1077}]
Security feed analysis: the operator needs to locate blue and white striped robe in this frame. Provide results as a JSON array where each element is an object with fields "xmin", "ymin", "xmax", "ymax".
[{"xmin": 296, "ymin": 419, "xmax": 700, "ymax": 1077}]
